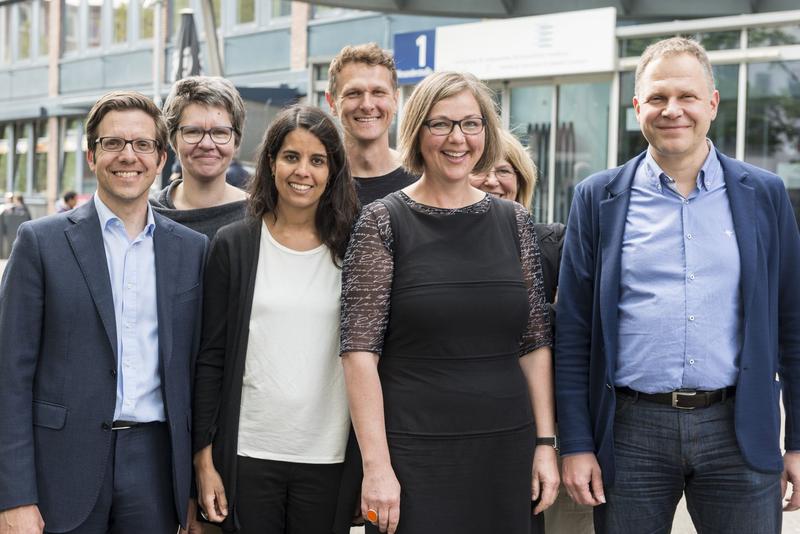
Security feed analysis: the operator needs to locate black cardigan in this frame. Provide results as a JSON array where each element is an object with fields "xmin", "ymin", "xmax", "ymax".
[{"xmin": 193, "ymin": 217, "xmax": 262, "ymax": 532}]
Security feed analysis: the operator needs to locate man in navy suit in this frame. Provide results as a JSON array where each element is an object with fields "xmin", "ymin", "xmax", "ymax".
[
  {"xmin": 0, "ymin": 91, "xmax": 206, "ymax": 533},
  {"xmin": 556, "ymin": 37, "xmax": 800, "ymax": 533}
]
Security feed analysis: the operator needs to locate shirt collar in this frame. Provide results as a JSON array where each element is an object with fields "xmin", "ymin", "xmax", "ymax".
[
  {"xmin": 643, "ymin": 139, "xmax": 722, "ymax": 193},
  {"xmin": 94, "ymin": 194, "xmax": 156, "ymax": 237}
]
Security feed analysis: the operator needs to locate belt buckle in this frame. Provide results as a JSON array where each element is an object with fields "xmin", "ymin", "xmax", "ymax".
[{"xmin": 671, "ymin": 390, "xmax": 697, "ymax": 410}]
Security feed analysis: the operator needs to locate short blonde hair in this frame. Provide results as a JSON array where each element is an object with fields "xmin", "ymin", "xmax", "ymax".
[
  {"xmin": 635, "ymin": 37, "xmax": 715, "ymax": 96},
  {"xmin": 327, "ymin": 43, "xmax": 397, "ymax": 97},
  {"xmin": 499, "ymin": 130, "xmax": 537, "ymax": 209},
  {"xmin": 399, "ymin": 71, "xmax": 501, "ymax": 176}
]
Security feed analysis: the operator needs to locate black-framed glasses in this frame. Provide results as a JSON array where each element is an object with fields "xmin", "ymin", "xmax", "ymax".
[
  {"xmin": 178, "ymin": 126, "xmax": 235, "ymax": 145},
  {"xmin": 95, "ymin": 137, "xmax": 159, "ymax": 154},
  {"xmin": 422, "ymin": 117, "xmax": 486, "ymax": 136}
]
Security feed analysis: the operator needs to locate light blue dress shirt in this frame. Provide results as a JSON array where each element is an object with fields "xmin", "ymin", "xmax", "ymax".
[
  {"xmin": 615, "ymin": 143, "xmax": 742, "ymax": 393},
  {"xmin": 94, "ymin": 194, "xmax": 164, "ymax": 422}
]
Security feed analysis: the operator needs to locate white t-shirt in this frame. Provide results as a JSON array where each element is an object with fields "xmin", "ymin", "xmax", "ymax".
[{"xmin": 237, "ymin": 223, "xmax": 349, "ymax": 464}]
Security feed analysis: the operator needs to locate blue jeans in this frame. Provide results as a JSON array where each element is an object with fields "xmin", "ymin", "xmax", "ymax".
[{"xmin": 595, "ymin": 394, "xmax": 781, "ymax": 534}]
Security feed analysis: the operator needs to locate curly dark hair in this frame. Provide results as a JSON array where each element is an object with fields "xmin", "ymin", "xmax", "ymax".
[{"xmin": 248, "ymin": 105, "xmax": 360, "ymax": 265}]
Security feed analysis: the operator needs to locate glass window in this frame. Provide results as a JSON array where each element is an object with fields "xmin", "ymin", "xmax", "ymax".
[
  {"xmin": 113, "ymin": 0, "xmax": 129, "ymax": 44},
  {"xmin": 61, "ymin": 119, "xmax": 80, "ymax": 194},
  {"xmin": 18, "ymin": 3, "xmax": 32, "ymax": 60},
  {"xmin": 745, "ymin": 60, "xmax": 800, "ymax": 224},
  {"xmin": 312, "ymin": 5, "xmax": 349, "ymax": 19},
  {"xmin": 63, "ymin": 0, "xmax": 80, "ymax": 54},
  {"xmin": 748, "ymin": 24, "xmax": 800, "ymax": 47},
  {"xmin": 88, "ymin": 0, "xmax": 103, "ymax": 49},
  {"xmin": 39, "ymin": 0, "xmax": 51, "ymax": 56},
  {"xmin": 34, "ymin": 120, "xmax": 48, "ymax": 194},
  {"xmin": 237, "ymin": 0, "xmax": 255, "ymax": 24},
  {"xmin": 139, "ymin": 0, "xmax": 154, "ymax": 39},
  {"xmin": 681, "ymin": 30, "xmax": 740, "ymax": 51},
  {"xmin": 211, "ymin": 0, "xmax": 221, "ymax": 28},
  {"xmin": 618, "ymin": 36, "xmax": 664, "ymax": 58},
  {"xmin": 554, "ymin": 82, "xmax": 611, "ymax": 223},
  {"xmin": 13, "ymin": 124, "xmax": 29, "ymax": 193},
  {"xmin": 0, "ymin": 125, "xmax": 8, "ymax": 190},
  {"xmin": 2, "ymin": 6, "xmax": 11, "ymax": 64},
  {"xmin": 271, "ymin": 0, "xmax": 291, "ymax": 19},
  {"xmin": 509, "ymin": 85, "xmax": 553, "ymax": 222}
]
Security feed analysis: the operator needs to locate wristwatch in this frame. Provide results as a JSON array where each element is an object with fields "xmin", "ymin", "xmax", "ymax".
[{"xmin": 535, "ymin": 436, "xmax": 559, "ymax": 451}]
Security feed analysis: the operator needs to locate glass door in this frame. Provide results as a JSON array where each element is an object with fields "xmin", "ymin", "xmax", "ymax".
[{"xmin": 509, "ymin": 78, "xmax": 611, "ymax": 223}]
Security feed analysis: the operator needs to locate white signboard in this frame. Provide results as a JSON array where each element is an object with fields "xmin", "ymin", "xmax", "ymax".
[{"xmin": 435, "ymin": 7, "xmax": 617, "ymax": 80}]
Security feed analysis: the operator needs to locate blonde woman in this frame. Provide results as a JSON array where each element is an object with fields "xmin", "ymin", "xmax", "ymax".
[{"xmin": 340, "ymin": 73, "xmax": 559, "ymax": 534}]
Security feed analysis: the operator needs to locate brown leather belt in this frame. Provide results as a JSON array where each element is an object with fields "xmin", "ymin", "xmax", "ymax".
[{"xmin": 616, "ymin": 386, "xmax": 736, "ymax": 410}]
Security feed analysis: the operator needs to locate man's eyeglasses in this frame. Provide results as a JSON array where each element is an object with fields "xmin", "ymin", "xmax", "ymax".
[
  {"xmin": 95, "ymin": 137, "xmax": 159, "ymax": 154},
  {"xmin": 178, "ymin": 126, "xmax": 235, "ymax": 145},
  {"xmin": 422, "ymin": 117, "xmax": 486, "ymax": 136}
]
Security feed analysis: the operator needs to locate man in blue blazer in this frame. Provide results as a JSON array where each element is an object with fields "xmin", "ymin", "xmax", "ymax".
[
  {"xmin": 556, "ymin": 37, "xmax": 800, "ymax": 533},
  {"xmin": 0, "ymin": 91, "xmax": 206, "ymax": 533}
]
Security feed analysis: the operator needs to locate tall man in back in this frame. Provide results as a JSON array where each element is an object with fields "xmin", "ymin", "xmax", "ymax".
[
  {"xmin": 326, "ymin": 42, "xmax": 417, "ymax": 206},
  {"xmin": 556, "ymin": 37, "xmax": 800, "ymax": 533},
  {"xmin": 0, "ymin": 91, "xmax": 207, "ymax": 533}
]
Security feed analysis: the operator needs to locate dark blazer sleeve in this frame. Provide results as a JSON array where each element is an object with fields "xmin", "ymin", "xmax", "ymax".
[
  {"xmin": 193, "ymin": 232, "xmax": 232, "ymax": 453},
  {"xmin": 0, "ymin": 223, "xmax": 44, "ymax": 511},
  {"xmin": 554, "ymin": 182, "xmax": 600, "ymax": 456}
]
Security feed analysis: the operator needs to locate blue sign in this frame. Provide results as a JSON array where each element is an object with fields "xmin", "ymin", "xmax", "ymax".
[{"xmin": 393, "ymin": 30, "xmax": 435, "ymax": 85}]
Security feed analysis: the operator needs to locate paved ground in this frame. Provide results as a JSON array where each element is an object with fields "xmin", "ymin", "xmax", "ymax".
[{"xmin": 2, "ymin": 257, "xmax": 800, "ymax": 532}]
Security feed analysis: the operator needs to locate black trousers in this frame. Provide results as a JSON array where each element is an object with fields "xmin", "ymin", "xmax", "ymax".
[{"xmin": 236, "ymin": 455, "xmax": 344, "ymax": 534}]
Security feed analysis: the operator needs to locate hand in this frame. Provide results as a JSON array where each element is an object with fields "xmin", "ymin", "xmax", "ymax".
[
  {"xmin": 361, "ymin": 463, "xmax": 401, "ymax": 534},
  {"xmin": 194, "ymin": 447, "xmax": 228, "ymax": 523},
  {"xmin": 179, "ymin": 499, "xmax": 203, "ymax": 534},
  {"xmin": 562, "ymin": 452, "xmax": 605, "ymax": 506},
  {"xmin": 531, "ymin": 445, "xmax": 560, "ymax": 514},
  {"xmin": 782, "ymin": 451, "xmax": 800, "ymax": 511},
  {"xmin": 0, "ymin": 504, "xmax": 44, "ymax": 534}
]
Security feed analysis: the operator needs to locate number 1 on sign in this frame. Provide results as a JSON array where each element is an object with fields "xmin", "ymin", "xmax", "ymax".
[{"xmin": 415, "ymin": 34, "xmax": 427, "ymax": 67}]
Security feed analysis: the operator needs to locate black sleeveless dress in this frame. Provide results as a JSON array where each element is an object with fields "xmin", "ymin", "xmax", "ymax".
[{"xmin": 341, "ymin": 192, "xmax": 552, "ymax": 534}]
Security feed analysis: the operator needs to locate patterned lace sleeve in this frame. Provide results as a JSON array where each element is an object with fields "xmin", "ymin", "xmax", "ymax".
[
  {"xmin": 515, "ymin": 202, "xmax": 553, "ymax": 354},
  {"xmin": 340, "ymin": 201, "xmax": 394, "ymax": 355}
]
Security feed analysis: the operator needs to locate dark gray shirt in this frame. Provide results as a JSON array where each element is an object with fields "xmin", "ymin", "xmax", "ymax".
[{"xmin": 150, "ymin": 179, "xmax": 247, "ymax": 241}]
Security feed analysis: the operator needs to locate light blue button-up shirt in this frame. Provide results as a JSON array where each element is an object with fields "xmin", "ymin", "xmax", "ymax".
[
  {"xmin": 94, "ymin": 194, "xmax": 164, "ymax": 422},
  {"xmin": 615, "ymin": 142, "xmax": 742, "ymax": 393}
]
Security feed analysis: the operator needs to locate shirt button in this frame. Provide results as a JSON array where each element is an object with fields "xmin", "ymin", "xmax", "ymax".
[
  {"xmin": 689, "ymin": 358, "xmax": 695, "ymax": 365},
  {"xmin": 127, "ymin": 284, "xmax": 132, "ymax": 290},
  {"xmin": 102, "ymin": 422, "xmax": 111, "ymax": 431},
  {"xmin": 687, "ymin": 233, "xmax": 693, "ymax": 240},
  {"xmin": 689, "ymin": 315, "xmax": 695, "ymax": 321},
  {"xmin": 689, "ymin": 273, "xmax": 695, "ymax": 280}
]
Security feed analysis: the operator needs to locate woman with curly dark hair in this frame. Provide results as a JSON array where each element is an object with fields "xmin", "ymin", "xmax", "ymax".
[{"xmin": 192, "ymin": 105, "xmax": 360, "ymax": 533}]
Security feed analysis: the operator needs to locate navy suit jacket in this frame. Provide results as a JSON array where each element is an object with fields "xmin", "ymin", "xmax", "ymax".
[
  {"xmin": 555, "ymin": 149, "xmax": 800, "ymax": 485},
  {"xmin": 0, "ymin": 199, "xmax": 207, "ymax": 531}
]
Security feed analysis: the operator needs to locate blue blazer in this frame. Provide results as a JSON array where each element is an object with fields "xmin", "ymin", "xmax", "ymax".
[
  {"xmin": 555, "ymin": 149, "xmax": 800, "ymax": 485},
  {"xmin": 0, "ymin": 199, "xmax": 207, "ymax": 531}
]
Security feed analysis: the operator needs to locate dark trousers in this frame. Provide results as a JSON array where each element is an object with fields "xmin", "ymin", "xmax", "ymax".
[
  {"xmin": 51, "ymin": 422, "xmax": 178, "ymax": 534},
  {"xmin": 595, "ymin": 395, "xmax": 782, "ymax": 534},
  {"xmin": 235, "ymin": 455, "xmax": 344, "ymax": 534}
]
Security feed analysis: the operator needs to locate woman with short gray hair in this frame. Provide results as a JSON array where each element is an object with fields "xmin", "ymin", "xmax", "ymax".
[{"xmin": 151, "ymin": 75, "xmax": 248, "ymax": 240}]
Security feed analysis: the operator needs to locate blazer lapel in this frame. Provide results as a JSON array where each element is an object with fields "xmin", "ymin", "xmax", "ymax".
[
  {"xmin": 153, "ymin": 213, "xmax": 180, "ymax": 369},
  {"xmin": 64, "ymin": 200, "xmax": 118, "ymax": 361},
  {"xmin": 718, "ymin": 151, "xmax": 757, "ymax": 320},
  {"xmin": 598, "ymin": 153, "xmax": 642, "ymax": 373}
]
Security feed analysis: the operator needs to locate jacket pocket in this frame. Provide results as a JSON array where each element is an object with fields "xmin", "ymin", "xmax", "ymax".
[{"xmin": 32, "ymin": 400, "xmax": 67, "ymax": 430}]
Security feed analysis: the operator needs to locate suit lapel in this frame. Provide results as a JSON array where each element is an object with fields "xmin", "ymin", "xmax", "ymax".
[
  {"xmin": 718, "ymin": 151, "xmax": 757, "ymax": 319},
  {"xmin": 153, "ymin": 213, "xmax": 180, "ymax": 369},
  {"xmin": 64, "ymin": 200, "xmax": 118, "ymax": 361},
  {"xmin": 598, "ymin": 154, "xmax": 642, "ymax": 373}
]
